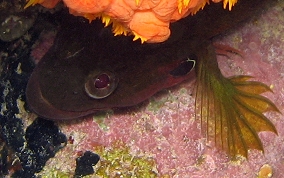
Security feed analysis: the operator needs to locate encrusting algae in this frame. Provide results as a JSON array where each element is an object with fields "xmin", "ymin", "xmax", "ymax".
[
  {"xmin": 94, "ymin": 143, "xmax": 160, "ymax": 177},
  {"xmin": 38, "ymin": 142, "xmax": 160, "ymax": 177},
  {"xmin": 25, "ymin": 0, "xmax": 238, "ymax": 43}
]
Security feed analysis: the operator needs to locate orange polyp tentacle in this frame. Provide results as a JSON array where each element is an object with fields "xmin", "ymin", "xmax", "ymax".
[
  {"xmin": 24, "ymin": 0, "xmax": 42, "ymax": 9},
  {"xmin": 24, "ymin": 0, "xmax": 60, "ymax": 9}
]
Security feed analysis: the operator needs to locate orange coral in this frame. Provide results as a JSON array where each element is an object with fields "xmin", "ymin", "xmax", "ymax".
[{"xmin": 25, "ymin": 0, "xmax": 238, "ymax": 43}]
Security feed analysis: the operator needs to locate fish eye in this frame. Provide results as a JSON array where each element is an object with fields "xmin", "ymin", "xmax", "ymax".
[
  {"xmin": 85, "ymin": 71, "xmax": 118, "ymax": 99},
  {"xmin": 94, "ymin": 73, "xmax": 110, "ymax": 88},
  {"xmin": 169, "ymin": 55, "xmax": 197, "ymax": 76}
]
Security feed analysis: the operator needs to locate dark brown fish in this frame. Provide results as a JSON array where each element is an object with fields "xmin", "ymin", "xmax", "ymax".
[
  {"xmin": 26, "ymin": 0, "xmax": 280, "ymax": 159},
  {"xmin": 26, "ymin": 15, "xmax": 198, "ymax": 120}
]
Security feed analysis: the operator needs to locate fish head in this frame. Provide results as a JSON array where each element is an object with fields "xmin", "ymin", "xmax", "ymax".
[{"xmin": 26, "ymin": 16, "xmax": 197, "ymax": 120}]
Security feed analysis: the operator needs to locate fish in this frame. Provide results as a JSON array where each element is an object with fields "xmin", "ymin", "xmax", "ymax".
[
  {"xmin": 26, "ymin": 0, "xmax": 279, "ymax": 159},
  {"xmin": 26, "ymin": 13, "xmax": 198, "ymax": 120}
]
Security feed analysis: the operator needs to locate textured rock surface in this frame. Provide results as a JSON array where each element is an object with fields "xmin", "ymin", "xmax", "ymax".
[
  {"xmin": 39, "ymin": 1, "xmax": 284, "ymax": 177},
  {"xmin": 51, "ymin": 1, "xmax": 284, "ymax": 177},
  {"xmin": 1, "ymin": 0, "xmax": 284, "ymax": 177}
]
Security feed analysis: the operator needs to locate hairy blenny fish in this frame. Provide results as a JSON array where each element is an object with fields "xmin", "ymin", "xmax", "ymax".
[{"xmin": 26, "ymin": 0, "xmax": 279, "ymax": 159}]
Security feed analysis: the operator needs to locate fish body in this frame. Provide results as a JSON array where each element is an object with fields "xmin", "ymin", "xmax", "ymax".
[
  {"xmin": 26, "ymin": 14, "xmax": 197, "ymax": 119},
  {"xmin": 26, "ymin": 0, "xmax": 279, "ymax": 158}
]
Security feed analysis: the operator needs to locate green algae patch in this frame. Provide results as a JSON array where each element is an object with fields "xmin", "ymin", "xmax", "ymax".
[
  {"xmin": 94, "ymin": 143, "xmax": 159, "ymax": 177},
  {"xmin": 147, "ymin": 90, "xmax": 176, "ymax": 113},
  {"xmin": 92, "ymin": 110, "xmax": 114, "ymax": 131},
  {"xmin": 147, "ymin": 88, "xmax": 189, "ymax": 113},
  {"xmin": 147, "ymin": 97, "xmax": 166, "ymax": 113},
  {"xmin": 39, "ymin": 168, "xmax": 70, "ymax": 178}
]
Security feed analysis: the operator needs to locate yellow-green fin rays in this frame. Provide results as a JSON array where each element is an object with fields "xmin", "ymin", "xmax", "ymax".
[{"xmin": 195, "ymin": 43, "xmax": 279, "ymax": 159}]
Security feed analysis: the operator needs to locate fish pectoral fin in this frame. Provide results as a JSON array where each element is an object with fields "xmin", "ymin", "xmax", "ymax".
[
  {"xmin": 195, "ymin": 43, "xmax": 279, "ymax": 159},
  {"xmin": 213, "ymin": 43, "xmax": 244, "ymax": 58}
]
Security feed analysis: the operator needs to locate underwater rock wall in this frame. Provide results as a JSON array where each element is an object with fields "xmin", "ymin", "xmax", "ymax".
[{"xmin": 1, "ymin": 0, "xmax": 284, "ymax": 177}]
